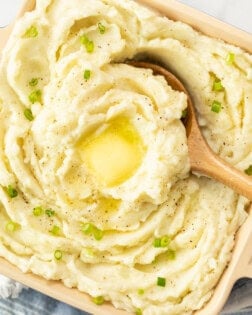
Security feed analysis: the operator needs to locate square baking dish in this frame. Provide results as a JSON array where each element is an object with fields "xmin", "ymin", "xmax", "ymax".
[{"xmin": 0, "ymin": 1, "xmax": 251, "ymax": 314}]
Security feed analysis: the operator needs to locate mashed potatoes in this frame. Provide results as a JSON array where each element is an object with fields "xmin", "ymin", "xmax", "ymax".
[{"xmin": 0, "ymin": 0, "xmax": 251, "ymax": 314}]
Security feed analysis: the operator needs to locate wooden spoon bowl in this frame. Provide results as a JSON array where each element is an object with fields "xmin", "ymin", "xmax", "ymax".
[{"xmin": 129, "ymin": 61, "xmax": 252, "ymax": 200}]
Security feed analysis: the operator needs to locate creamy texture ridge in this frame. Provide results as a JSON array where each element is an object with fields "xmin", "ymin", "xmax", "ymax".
[{"xmin": 0, "ymin": 0, "xmax": 251, "ymax": 314}]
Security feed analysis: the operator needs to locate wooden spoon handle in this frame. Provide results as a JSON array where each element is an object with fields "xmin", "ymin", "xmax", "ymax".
[{"xmin": 190, "ymin": 136, "xmax": 252, "ymax": 200}]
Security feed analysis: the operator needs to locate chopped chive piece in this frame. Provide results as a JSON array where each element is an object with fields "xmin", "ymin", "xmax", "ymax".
[
  {"xmin": 24, "ymin": 108, "xmax": 34, "ymax": 121},
  {"xmin": 84, "ymin": 69, "xmax": 91, "ymax": 80},
  {"xmin": 33, "ymin": 206, "xmax": 44, "ymax": 216},
  {"xmin": 154, "ymin": 235, "xmax": 170, "ymax": 248},
  {"xmin": 226, "ymin": 52, "xmax": 235, "ymax": 65},
  {"xmin": 98, "ymin": 22, "xmax": 106, "ymax": 34},
  {"xmin": 80, "ymin": 35, "xmax": 89, "ymax": 45},
  {"xmin": 6, "ymin": 185, "xmax": 18, "ymax": 198},
  {"xmin": 157, "ymin": 277, "xmax": 166, "ymax": 287},
  {"xmin": 137, "ymin": 288, "xmax": 145, "ymax": 295},
  {"xmin": 86, "ymin": 40, "xmax": 94, "ymax": 53},
  {"xmin": 45, "ymin": 209, "xmax": 55, "ymax": 217},
  {"xmin": 24, "ymin": 25, "xmax": 38, "ymax": 38},
  {"xmin": 93, "ymin": 228, "xmax": 104, "ymax": 241},
  {"xmin": 153, "ymin": 238, "xmax": 161, "ymax": 247},
  {"xmin": 92, "ymin": 296, "xmax": 104, "ymax": 305},
  {"xmin": 211, "ymin": 100, "xmax": 222, "ymax": 113},
  {"xmin": 80, "ymin": 34, "xmax": 94, "ymax": 53},
  {"xmin": 213, "ymin": 79, "xmax": 224, "ymax": 92},
  {"xmin": 29, "ymin": 78, "xmax": 38, "ymax": 87},
  {"xmin": 6, "ymin": 222, "xmax": 16, "ymax": 232},
  {"xmin": 135, "ymin": 308, "xmax": 142, "ymax": 315},
  {"xmin": 50, "ymin": 225, "xmax": 61, "ymax": 236},
  {"xmin": 28, "ymin": 90, "xmax": 41, "ymax": 104},
  {"xmin": 181, "ymin": 108, "xmax": 188, "ymax": 119},
  {"xmin": 81, "ymin": 223, "xmax": 104, "ymax": 240},
  {"xmin": 83, "ymin": 248, "xmax": 95, "ymax": 258},
  {"xmin": 160, "ymin": 235, "xmax": 170, "ymax": 248},
  {"xmin": 167, "ymin": 249, "xmax": 176, "ymax": 260},
  {"xmin": 54, "ymin": 249, "xmax": 62, "ymax": 260},
  {"xmin": 5, "ymin": 221, "xmax": 20, "ymax": 232},
  {"xmin": 244, "ymin": 165, "xmax": 252, "ymax": 176},
  {"xmin": 81, "ymin": 223, "xmax": 94, "ymax": 234}
]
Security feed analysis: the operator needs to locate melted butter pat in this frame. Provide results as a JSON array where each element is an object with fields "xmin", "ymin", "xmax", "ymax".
[{"xmin": 79, "ymin": 117, "xmax": 145, "ymax": 187}]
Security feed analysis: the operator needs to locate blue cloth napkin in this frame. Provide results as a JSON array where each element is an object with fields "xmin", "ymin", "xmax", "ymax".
[{"xmin": 0, "ymin": 286, "xmax": 87, "ymax": 315}]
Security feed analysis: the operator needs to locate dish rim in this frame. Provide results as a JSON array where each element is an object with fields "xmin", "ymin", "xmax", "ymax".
[{"xmin": 0, "ymin": 1, "xmax": 251, "ymax": 315}]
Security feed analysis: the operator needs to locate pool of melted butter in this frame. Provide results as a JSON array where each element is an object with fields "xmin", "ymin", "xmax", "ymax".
[{"xmin": 79, "ymin": 117, "xmax": 146, "ymax": 187}]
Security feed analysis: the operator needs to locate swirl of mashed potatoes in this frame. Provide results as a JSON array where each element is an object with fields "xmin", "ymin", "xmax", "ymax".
[{"xmin": 0, "ymin": 0, "xmax": 251, "ymax": 314}]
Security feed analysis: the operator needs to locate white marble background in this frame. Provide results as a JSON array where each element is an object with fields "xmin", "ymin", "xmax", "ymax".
[
  {"xmin": 179, "ymin": 0, "xmax": 252, "ymax": 33},
  {"xmin": 0, "ymin": 0, "xmax": 21, "ymax": 27}
]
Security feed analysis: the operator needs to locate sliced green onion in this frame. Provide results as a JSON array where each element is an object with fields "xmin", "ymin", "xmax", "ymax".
[
  {"xmin": 167, "ymin": 249, "xmax": 176, "ymax": 260},
  {"xmin": 5, "ymin": 222, "xmax": 16, "ymax": 232},
  {"xmin": 82, "ymin": 248, "xmax": 95, "ymax": 258},
  {"xmin": 181, "ymin": 108, "xmax": 188, "ymax": 119},
  {"xmin": 137, "ymin": 288, "xmax": 145, "ymax": 295},
  {"xmin": 160, "ymin": 235, "xmax": 170, "ymax": 248},
  {"xmin": 5, "ymin": 221, "xmax": 19, "ymax": 232},
  {"xmin": 50, "ymin": 225, "xmax": 61, "ymax": 236},
  {"xmin": 153, "ymin": 238, "xmax": 161, "ymax": 248},
  {"xmin": 33, "ymin": 206, "xmax": 44, "ymax": 216},
  {"xmin": 45, "ymin": 209, "xmax": 55, "ymax": 217},
  {"xmin": 24, "ymin": 108, "xmax": 34, "ymax": 121},
  {"xmin": 98, "ymin": 22, "xmax": 106, "ymax": 34},
  {"xmin": 244, "ymin": 165, "xmax": 252, "ymax": 176},
  {"xmin": 226, "ymin": 52, "xmax": 235, "ymax": 65},
  {"xmin": 213, "ymin": 79, "xmax": 224, "ymax": 92},
  {"xmin": 80, "ymin": 35, "xmax": 89, "ymax": 45},
  {"xmin": 80, "ymin": 35, "xmax": 94, "ymax": 53},
  {"xmin": 135, "ymin": 308, "xmax": 142, "ymax": 315},
  {"xmin": 81, "ymin": 223, "xmax": 104, "ymax": 240},
  {"xmin": 84, "ymin": 69, "xmax": 91, "ymax": 81},
  {"xmin": 157, "ymin": 277, "xmax": 166, "ymax": 287},
  {"xmin": 24, "ymin": 25, "xmax": 38, "ymax": 38},
  {"xmin": 86, "ymin": 41, "xmax": 94, "ymax": 53},
  {"xmin": 211, "ymin": 100, "xmax": 222, "ymax": 113},
  {"xmin": 92, "ymin": 296, "xmax": 104, "ymax": 305},
  {"xmin": 28, "ymin": 90, "xmax": 42, "ymax": 104},
  {"xmin": 54, "ymin": 249, "xmax": 62, "ymax": 260},
  {"xmin": 29, "ymin": 78, "xmax": 38, "ymax": 87},
  {"xmin": 154, "ymin": 235, "xmax": 170, "ymax": 248},
  {"xmin": 81, "ymin": 222, "xmax": 94, "ymax": 234},
  {"xmin": 6, "ymin": 185, "xmax": 18, "ymax": 198},
  {"xmin": 93, "ymin": 228, "xmax": 104, "ymax": 241}
]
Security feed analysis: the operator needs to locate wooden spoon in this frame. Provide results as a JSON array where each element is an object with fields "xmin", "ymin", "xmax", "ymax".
[{"xmin": 129, "ymin": 61, "xmax": 252, "ymax": 200}]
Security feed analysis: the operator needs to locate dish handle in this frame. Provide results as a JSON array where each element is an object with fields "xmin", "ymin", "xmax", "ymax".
[
  {"xmin": 196, "ymin": 206, "xmax": 252, "ymax": 315},
  {"xmin": 233, "ymin": 208, "xmax": 252, "ymax": 279}
]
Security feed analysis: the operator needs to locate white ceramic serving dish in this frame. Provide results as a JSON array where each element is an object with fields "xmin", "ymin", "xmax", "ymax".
[{"xmin": 0, "ymin": 1, "xmax": 251, "ymax": 314}]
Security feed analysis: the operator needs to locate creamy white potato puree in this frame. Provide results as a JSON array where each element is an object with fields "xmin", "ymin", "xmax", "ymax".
[{"xmin": 0, "ymin": 0, "xmax": 251, "ymax": 314}]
